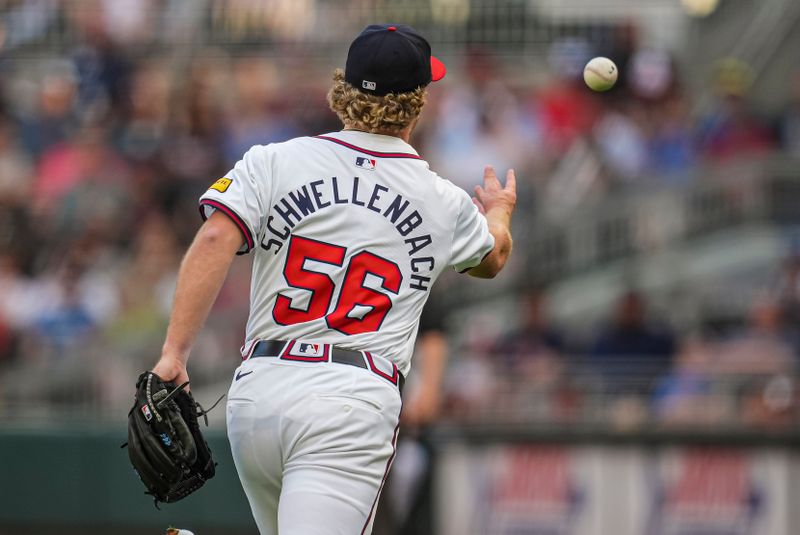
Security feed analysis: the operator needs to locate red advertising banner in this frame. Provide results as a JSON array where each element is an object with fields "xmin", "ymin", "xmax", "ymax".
[
  {"xmin": 437, "ymin": 444, "xmax": 790, "ymax": 535},
  {"xmin": 646, "ymin": 448, "xmax": 764, "ymax": 535}
]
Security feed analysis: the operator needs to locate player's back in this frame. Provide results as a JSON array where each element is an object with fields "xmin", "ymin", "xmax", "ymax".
[{"xmin": 200, "ymin": 130, "xmax": 493, "ymax": 375}]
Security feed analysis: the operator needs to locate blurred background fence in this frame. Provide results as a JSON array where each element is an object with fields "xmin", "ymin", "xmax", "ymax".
[{"xmin": 1, "ymin": 0, "xmax": 800, "ymax": 534}]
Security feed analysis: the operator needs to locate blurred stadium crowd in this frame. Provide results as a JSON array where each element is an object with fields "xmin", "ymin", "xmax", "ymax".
[{"xmin": 0, "ymin": 0, "xmax": 799, "ymax": 430}]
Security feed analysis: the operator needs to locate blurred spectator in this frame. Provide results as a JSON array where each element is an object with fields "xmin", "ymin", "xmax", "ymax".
[
  {"xmin": 34, "ymin": 126, "xmax": 131, "ymax": 216},
  {"xmin": 647, "ymin": 95, "xmax": 696, "ymax": 179},
  {"xmin": 223, "ymin": 58, "xmax": 301, "ymax": 164},
  {"xmin": 716, "ymin": 298, "xmax": 795, "ymax": 375},
  {"xmin": 402, "ymin": 300, "xmax": 449, "ymax": 428},
  {"xmin": 0, "ymin": 0, "xmax": 60, "ymax": 52},
  {"xmin": 627, "ymin": 48, "xmax": 675, "ymax": 101},
  {"xmin": 698, "ymin": 60, "xmax": 775, "ymax": 161},
  {"xmin": 100, "ymin": 0, "xmax": 156, "ymax": 45},
  {"xmin": 118, "ymin": 60, "xmax": 172, "ymax": 162},
  {"xmin": 71, "ymin": 30, "xmax": 134, "ymax": 118},
  {"xmin": 773, "ymin": 252, "xmax": 800, "ymax": 338},
  {"xmin": 160, "ymin": 59, "xmax": 227, "ymax": 182},
  {"xmin": 652, "ymin": 336, "xmax": 723, "ymax": 425},
  {"xmin": 488, "ymin": 289, "xmax": 581, "ymax": 423},
  {"xmin": 0, "ymin": 313, "xmax": 13, "ymax": 366},
  {"xmin": 740, "ymin": 375, "xmax": 795, "ymax": 428},
  {"xmin": 538, "ymin": 76, "xmax": 598, "ymax": 157},
  {"xmin": 590, "ymin": 290, "xmax": 676, "ymax": 388},
  {"xmin": 0, "ymin": 253, "xmax": 37, "ymax": 333},
  {"xmin": 779, "ymin": 71, "xmax": 800, "ymax": 156},
  {"xmin": 443, "ymin": 318, "xmax": 498, "ymax": 422},
  {"xmin": 536, "ymin": 38, "xmax": 599, "ymax": 157},
  {"xmin": 717, "ymin": 298, "xmax": 796, "ymax": 428},
  {"xmin": 593, "ymin": 102, "xmax": 648, "ymax": 181},
  {"xmin": 32, "ymin": 264, "xmax": 96, "ymax": 354},
  {"xmin": 491, "ymin": 288, "xmax": 565, "ymax": 374},
  {"xmin": 0, "ymin": 116, "xmax": 34, "ymax": 204},
  {"xmin": 19, "ymin": 62, "xmax": 80, "ymax": 158},
  {"xmin": 698, "ymin": 94, "xmax": 775, "ymax": 161},
  {"xmin": 0, "ymin": 256, "xmax": 20, "ymax": 366}
]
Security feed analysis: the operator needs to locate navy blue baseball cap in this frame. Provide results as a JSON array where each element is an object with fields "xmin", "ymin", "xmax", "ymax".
[{"xmin": 345, "ymin": 24, "xmax": 446, "ymax": 96}]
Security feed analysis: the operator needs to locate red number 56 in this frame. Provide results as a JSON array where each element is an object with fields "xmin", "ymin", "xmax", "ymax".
[{"xmin": 272, "ymin": 235, "xmax": 402, "ymax": 335}]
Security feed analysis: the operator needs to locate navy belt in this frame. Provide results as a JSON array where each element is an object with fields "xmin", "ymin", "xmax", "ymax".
[{"xmin": 248, "ymin": 339, "xmax": 404, "ymax": 391}]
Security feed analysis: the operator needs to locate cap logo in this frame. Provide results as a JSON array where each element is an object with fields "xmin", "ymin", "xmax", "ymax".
[{"xmin": 362, "ymin": 80, "xmax": 377, "ymax": 90}]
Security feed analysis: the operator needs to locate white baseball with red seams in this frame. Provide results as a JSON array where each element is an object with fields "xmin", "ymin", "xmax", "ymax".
[
  {"xmin": 202, "ymin": 130, "xmax": 493, "ymax": 534},
  {"xmin": 583, "ymin": 56, "xmax": 618, "ymax": 91}
]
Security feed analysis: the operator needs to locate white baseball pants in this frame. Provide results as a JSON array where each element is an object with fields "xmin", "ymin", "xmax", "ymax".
[{"xmin": 226, "ymin": 356, "xmax": 402, "ymax": 534}]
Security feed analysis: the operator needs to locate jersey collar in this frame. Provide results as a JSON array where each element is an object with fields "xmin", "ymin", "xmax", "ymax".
[{"xmin": 324, "ymin": 130, "xmax": 420, "ymax": 157}]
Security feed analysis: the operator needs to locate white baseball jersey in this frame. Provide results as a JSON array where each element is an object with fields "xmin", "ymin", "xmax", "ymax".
[{"xmin": 199, "ymin": 130, "xmax": 493, "ymax": 377}]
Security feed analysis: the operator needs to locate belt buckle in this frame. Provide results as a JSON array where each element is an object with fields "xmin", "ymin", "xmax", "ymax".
[{"xmin": 281, "ymin": 340, "xmax": 329, "ymax": 362}]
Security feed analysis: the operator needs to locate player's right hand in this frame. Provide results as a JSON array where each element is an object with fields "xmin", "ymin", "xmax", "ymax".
[
  {"xmin": 472, "ymin": 166, "xmax": 516, "ymax": 219},
  {"xmin": 152, "ymin": 356, "xmax": 190, "ymax": 390}
]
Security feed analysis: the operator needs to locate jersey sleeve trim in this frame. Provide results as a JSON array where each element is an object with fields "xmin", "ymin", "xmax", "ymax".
[
  {"xmin": 457, "ymin": 248, "xmax": 493, "ymax": 274},
  {"xmin": 199, "ymin": 199, "xmax": 255, "ymax": 254},
  {"xmin": 314, "ymin": 135, "xmax": 422, "ymax": 160}
]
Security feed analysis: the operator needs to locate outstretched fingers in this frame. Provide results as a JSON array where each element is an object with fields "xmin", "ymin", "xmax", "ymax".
[
  {"xmin": 505, "ymin": 169, "xmax": 517, "ymax": 193},
  {"xmin": 475, "ymin": 167, "xmax": 516, "ymax": 216},
  {"xmin": 483, "ymin": 165, "xmax": 500, "ymax": 189}
]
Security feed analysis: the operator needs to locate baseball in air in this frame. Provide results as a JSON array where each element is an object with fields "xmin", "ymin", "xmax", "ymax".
[{"xmin": 583, "ymin": 57, "xmax": 618, "ymax": 92}]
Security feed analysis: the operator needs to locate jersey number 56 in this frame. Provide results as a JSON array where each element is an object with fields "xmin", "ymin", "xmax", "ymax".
[{"xmin": 272, "ymin": 235, "xmax": 402, "ymax": 335}]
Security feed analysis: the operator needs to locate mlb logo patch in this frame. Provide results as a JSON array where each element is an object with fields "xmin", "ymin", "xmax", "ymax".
[
  {"xmin": 283, "ymin": 340, "xmax": 329, "ymax": 361},
  {"xmin": 141, "ymin": 404, "xmax": 152, "ymax": 422},
  {"xmin": 355, "ymin": 157, "xmax": 376, "ymax": 171},
  {"xmin": 297, "ymin": 343, "xmax": 322, "ymax": 356}
]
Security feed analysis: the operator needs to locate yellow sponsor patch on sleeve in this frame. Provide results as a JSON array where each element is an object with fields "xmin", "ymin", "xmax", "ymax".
[{"xmin": 209, "ymin": 177, "xmax": 233, "ymax": 193}]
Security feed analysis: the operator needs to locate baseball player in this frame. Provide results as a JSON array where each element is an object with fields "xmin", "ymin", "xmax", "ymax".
[{"xmin": 151, "ymin": 24, "xmax": 516, "ymax": 534}]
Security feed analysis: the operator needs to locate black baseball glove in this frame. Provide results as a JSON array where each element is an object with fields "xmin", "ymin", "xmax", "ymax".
[{"xmin": 125, "ymin": 371, "xmax": 217, "ymax": 506}]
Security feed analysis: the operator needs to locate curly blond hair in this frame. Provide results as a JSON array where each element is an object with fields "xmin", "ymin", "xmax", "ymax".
[{"xmin": 327, "ymin": 69, "xmax": 426, "ymax": 134}]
